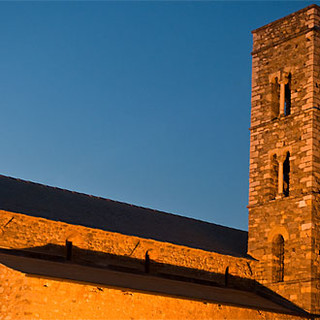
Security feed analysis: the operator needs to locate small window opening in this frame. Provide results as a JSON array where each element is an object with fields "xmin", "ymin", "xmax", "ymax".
[
  {"xmin": 66, "ymin": 240, "xmax": 73, "ymax": 261},
  {"xmin": 270, "ymin": 154, "xmax": 278, "ymax": 200},
  {"xmin": 283, "ymin": 152, "xmax": 290, "ymax": 197},
  {"xmin": 225, "ymin": 266, "xmax": 229, "ymax": 287},
  {"xmin": 145, "ymin": 251, "xmax": 150, "ymax": 273},
  {"xmin": 271, "ymin": 77, "xmax": 280, "ymax": 119},
  {"xmin": 272, "ymin": 235, "xmax": 284, "ymax": 282},
  {"xmin": 284, "ymin": 74, "xmax": 291, "ymax": 116}
]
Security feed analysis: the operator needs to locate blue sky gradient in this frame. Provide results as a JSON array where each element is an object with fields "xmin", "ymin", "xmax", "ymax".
[{"xmin": 0, "ymin": 2, "xmax": 314, "ymax": 230}]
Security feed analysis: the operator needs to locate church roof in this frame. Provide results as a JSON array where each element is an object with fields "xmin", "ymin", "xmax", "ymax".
[{"xmin": 0, "ymin": 175, "xmax": 248, "ymax": 258}]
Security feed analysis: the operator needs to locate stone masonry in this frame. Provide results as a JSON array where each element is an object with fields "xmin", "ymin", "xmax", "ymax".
[
  {"xmin": 248, "ymin": 4, "xmax": 320, "ymax": 314},
  {"xmin": 2, "ymin": 4, "xmax": 320, "ymax": 320},
  {"xmin": 0, "ymin": 210, "xmax": 297, "ymax": 320}
]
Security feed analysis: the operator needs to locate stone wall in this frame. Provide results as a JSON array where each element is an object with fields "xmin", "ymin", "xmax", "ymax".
[
  {"xmin": 0, "ymin": 209, "xmax": 305, "ymax": 319},
  {"xmin": 0, "ymin": 210, "xmax": 253, "ymax": 277},
  {"xmin": 0, "ymin": 210, "xmax": 250, "ymax": 318},
  {"xmin": 2, "ymin": 4, "xmax": 320, "ymax": 319},
  {"xmin": 0, "ymin": 263, "xmax": 301, "ymax": 320},
  {"xmin": 248, "ymin": 4, "xmax": 320, "ymax": 314}
]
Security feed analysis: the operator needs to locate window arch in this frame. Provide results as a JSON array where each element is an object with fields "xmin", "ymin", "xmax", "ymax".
[
  {"xmin": 272, "ymin": 234, "xmax": 284, "ymax": 282},
  {"xmin": 268, "ymin": 151, "xmax": 290, "ymax": 199},
  {"xmin": 270, "ymin": 72, "xmax": 292, "ymax": 118}
]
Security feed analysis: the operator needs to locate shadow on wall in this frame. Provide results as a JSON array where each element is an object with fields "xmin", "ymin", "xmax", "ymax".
[
  {"xmin": 0, "ymin": 244, "xmax": 313, "ymax": 318},
  {"xmin": 0, "ymin": 174, "xmax": 249, "ymax": 258}
]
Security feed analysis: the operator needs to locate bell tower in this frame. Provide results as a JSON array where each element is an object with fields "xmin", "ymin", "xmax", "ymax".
[{"xmin": 248, "ymin": 5, "xmax": 320, "ymax": 313}]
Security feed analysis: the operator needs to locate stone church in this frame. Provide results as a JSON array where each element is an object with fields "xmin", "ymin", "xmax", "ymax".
[{"xmin": 1, "ymin": 4, "xmax": 320, "ymax": 320}]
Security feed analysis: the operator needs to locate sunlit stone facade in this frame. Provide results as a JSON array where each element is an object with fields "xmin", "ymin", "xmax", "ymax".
[
  {"xmin": 1, "ymin": 4, "xmax": 320, "ymax": 320},
  {"xmin": 248, "ymin": 4, "xmax": 320, "ymax": 314}
]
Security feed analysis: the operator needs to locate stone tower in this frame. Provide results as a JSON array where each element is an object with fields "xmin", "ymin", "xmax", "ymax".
[{"xmin": 248, "ymin": 5, "xmax": 320, "ymax": 314}]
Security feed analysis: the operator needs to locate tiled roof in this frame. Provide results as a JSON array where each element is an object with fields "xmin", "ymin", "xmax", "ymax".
[{"xmin": 0, "ymin": 175, "xmax": 248, "ymax": 258}]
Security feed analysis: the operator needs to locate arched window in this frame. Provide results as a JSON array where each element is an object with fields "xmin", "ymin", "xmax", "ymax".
[
  {"xmin": 272, "ymin": 235, "xmax": 284, "ymax": 282},
  {"xmin": 283, "ymin": 152, "xmax": 290, "ymax": 197},
  {"xmin": 268, "ymin": 151, "xmax": 290, "ymax": 199},
  {"xmin": 270, "ymin": 72, "xmax": 292, "ymax": 118},
  {"xmin": 284, "ymin": 73, "xmax": 291, "ymax": 116}
]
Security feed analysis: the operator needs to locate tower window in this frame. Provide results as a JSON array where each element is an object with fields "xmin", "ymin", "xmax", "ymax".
[
  {"xmin": 284, "ymin": 74, "xmax": 291, "ymax": 116},
  {"xmin": 270, "ymin": 72, "xmax": 292, "ymax": 119},
  {"xmin": 269, "ymin": 151, "xmax": 290, "ymax": 199},
  {"xmin": 283, "ymin": 152, "xmax": 290, "ymax": 197},
  {"xmin": 271, "ymin": 77, "xmax": 280, "ymax": 119},
  {"xmin": 270, "ymin": 154, "xmax": 278, "ymax": 200},
  {"xmin": 272, "ymin": 235, "xmax": 284, "ymax": 282}
]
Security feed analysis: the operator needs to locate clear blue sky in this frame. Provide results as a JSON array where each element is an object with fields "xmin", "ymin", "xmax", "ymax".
[{"xmin": 0, "ymin": 1, "xmax": 314, "ymax": 231}]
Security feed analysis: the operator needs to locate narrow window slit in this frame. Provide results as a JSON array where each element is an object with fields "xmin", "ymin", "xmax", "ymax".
[
  {"xmin": 271, "ymin": 77, "xmax": 280, "ymax": 119},
  {"xmin": 283, "ymin": 152, "xmax": 290, "ymax": 197},
  {"xmin": 145, "ymin": 251, "xmax": 150, "ymax": 273},
  {"xmin": 284, "ymin": 74, "xmax": 291, "ymax": 116},
  {"xmin": 271, "ymin": 154, "xmax": 278, "ymax": 200},
  {"xmin": 225, "ymin": 266, "xmax": 229, "ymax": 287},
  {"xmin": 273, "ymin": 235, "xmax": 284, "ymax": 282},
  {"xmin": 66, "ymin": 240, "xmax": 73, "ymax": 261}
]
